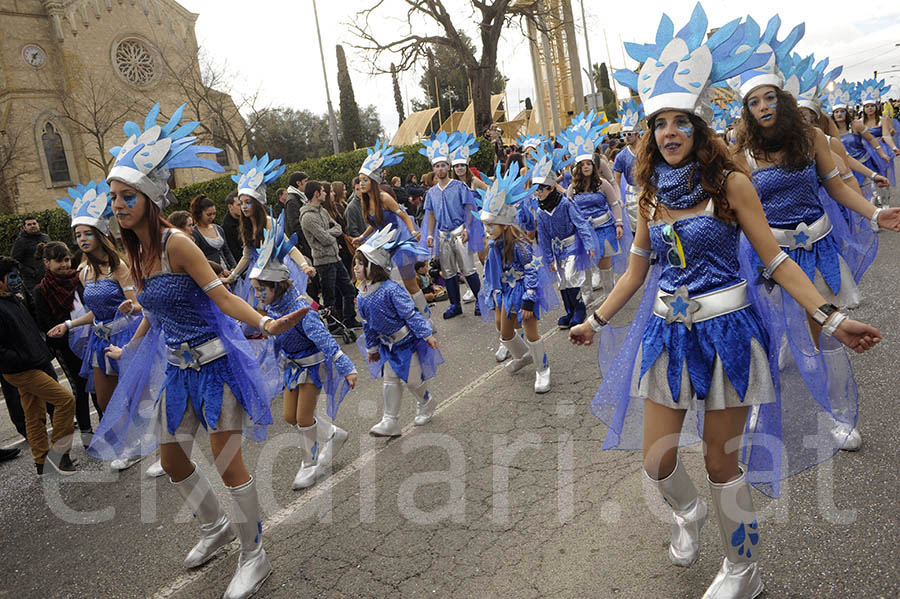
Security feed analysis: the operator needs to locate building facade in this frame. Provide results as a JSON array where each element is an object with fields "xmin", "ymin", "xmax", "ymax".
[{"xmin": 0, "ymin": 0, "xmax": 245, "ymax": 213}]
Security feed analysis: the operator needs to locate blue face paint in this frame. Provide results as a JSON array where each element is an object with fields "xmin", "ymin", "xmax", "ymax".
[
  {"xmin": 123, "ymin": 193, "xmax": 137, "ymax": 209},
  {"xmin": 677, "ymin": 124, "xmax": 693, "ymax": 138},
  {"xmin": 6, "ymin": 269, "xmax": 23, "ymax": 292}
]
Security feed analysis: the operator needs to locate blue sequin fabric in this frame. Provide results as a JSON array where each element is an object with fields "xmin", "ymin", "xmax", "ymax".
[
  {"xmin": 840, "ymin": 132, "xmax": 867, "ymax": 161},
  {"xmin": 80, "ymin": 278, "xmax": 139, "ymax": 380},
  {"xmin": 750, "ymin": 163, "xmax": 822, "ymax": 227},
  {"xmin": 536, "ymin": 196, "xmax": 595, "ymax": 264},
  {"xmin": 649, "ymin": 215, "xmax": 742, "ymax": 295},
  {"xmin": 83, "ymin": 278, "xmax": 126, "ymax": 320},
  {"xmin": 138, "ymin": 273, "xmax": 216, "ymax": 347},
  {"xmin": 653, "ymin": 162, "xmax": 709, "ymax": 210}
]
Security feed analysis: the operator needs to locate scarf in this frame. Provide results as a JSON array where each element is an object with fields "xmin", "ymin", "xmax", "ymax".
[
  {"xmin": 760, "ymin": 134, "xmax": 785, "ymax": 153},
  {"xmin": 39, "ymin": 269, "xmax": 80, "ymax": 321},
  {"xmin": 653, "ymin": 161, "xmax": 710, "ymax": 210}
]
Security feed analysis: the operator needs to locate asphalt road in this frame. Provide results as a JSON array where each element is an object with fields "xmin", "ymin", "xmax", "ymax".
[{"xmin": 2, "ymin": 231, "xmax": 900, "ymax": 599}]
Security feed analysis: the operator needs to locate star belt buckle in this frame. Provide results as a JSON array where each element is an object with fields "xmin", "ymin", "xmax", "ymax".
[
  {"xmin": 175, "ymin": 342, "xmax": 202, "ymax": 371},
  {"xmin": 552, "ymin": 238, "xmax": 564, "ymax": 254},
  {"xmin": 662, "ymin": 285, "xmax": 701, "ymax": 330},
  {"xmin": 94, "ymin": 321, "xmax": 112, "ymax": 341},
  {"xmin": 788, "ymin": 222, "xmax": 814, "ymax": 251}
]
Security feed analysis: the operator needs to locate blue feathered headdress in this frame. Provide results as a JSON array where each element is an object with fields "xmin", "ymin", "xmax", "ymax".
[
  {"xmin": 619, "ymin": 99, "xmax": 645, "ymax": 132},
  {"xmin": 358, "ymin": 223, "xmax": 428, "ymax": 271},
  {"xmin": 449, "ymin": 132, "xmax": 480, "ymax": 166},
  {"xmin": 557, "ymin": 119, "xmax": 607, "ymax": 164},
  {"xmin": 712, "ymin": 106, "xmax": 727, "ymax": 134},
  {"xmin": 822, "ymin": 80, "xmax": 853, "ymax": 113},
  {"xmin": 57, "ymin": 181, "xmax": 114, "ymax": 235},
  {"xmin": 613, "ymin": 3, "xmax": 772, "ymax": 123},
  {"xmin": 516, "ymin": 134, "xmax": 548, "ymax": 152},
  {"xmin": 107, "ymin": 103, "xmax": 224, "ymax": 208},
  {"xmin": 794, "ymin": 55, "xmax": 842, "ymax": 116},
  {"xmin": 474, "ymin": 162, "xmax": 535, "ymax": 226},
  {"xmin": 360, "ymin": 140, "xmax": 404, "ymax": 184},
  {"xmin": 249, "ymin": 212, "xmax": 296, "ymax": 282},
  {"xmin": 528, "ymin": 144, "xmax": 573, "ymax": 187},
  {"xmin": 858, "ymin": 78, "xmax": 890, "ymax": 105},
  {"xmin": 418, "ymin": 131, "xmax": 453, "ymax": 166},
  {"xmin": 729, "ymin": 15, "xmax": 805, "ymax": 99},
  {"xmin": 232, "ymin": 154, "xmax": 285, "ymax": 205}
]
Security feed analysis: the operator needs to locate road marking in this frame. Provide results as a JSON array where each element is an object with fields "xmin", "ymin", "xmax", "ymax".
[{"xmin": 151, "ymin": 321, "xmax": 570, "ymax": 598}]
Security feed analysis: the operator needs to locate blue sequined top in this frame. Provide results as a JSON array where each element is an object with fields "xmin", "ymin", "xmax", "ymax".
[
  {"xmin": 572, "ymin": 191, "xmax": 612, "ymax": 222},
  {"xmin": 266, "ymin": 285, "xmax": 355, "ymax": 376},
  {"xmin": 613, "ymin": 146, "xmax": 637, "ymax": 185},
  {"xmin": 840, "ymin": 132, "xmax": 867, "ymax": 161},
  {"xmin": 138, "ymin": 273, "xmax": 216, "ymax": 347},
  {"xmin": 649, "ymin": 203, "xmax": 742, "ymax": 295},
  {"xmin": 483, "ymin": 238, "xmax": 539, "ymax": 304},
  {"xmin": 750, "ymin": 163, "xmax": 823, "ymax": 227},
  {"xmin": 536, "ymin": 195, "xmax": 595, "ymax": 262},
  {"xmin": 83, "ymin": 278, "xmax": 126, "ymax": 322},
  {"xmin": 868, "ymin": 126, "xmax": 883, "ymax": 138},
  {"xmin": 358, "ymin": 280, "xmax": 432, "ymax": 351}
]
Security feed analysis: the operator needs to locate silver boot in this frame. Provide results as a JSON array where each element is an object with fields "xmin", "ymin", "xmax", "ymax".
[
  {"xmin": 502, "ymin": 334, "xmax": 533, "ymax": 374},
  {"xmin": 224, "ymin": 478, "xmax": 271, "ymax": 599},
  {"xmin": 495, "ymin": 337, "xmax": 510, "ymax": 362},
  {"xmin": 411, "ymin": 381, "xmax": 437, "ymax": 425},
  {"xmin": 648, "ymin": 457, "xmax": 707, "ymax": 567},
  {"xmin": 292, "ymin": 422, "xmax": 319, "ymax": 490},
  {"xmin": 369, "ymin": 379, "xmax": 403, "ymax": 436},
  {"xmin": 831, "ymin": 421, "xmax": 862, "ymax": 451},
  {"xmin": 171, "ymin": 465, "xmax": 236, "ymax": 569},
  {"xmin": 703, "ymin": 471, "xmax": 763, "ymax": 599},
  {"xmin": 316, "ymin": 416, "xmax": 349, "ymax": 472},
  {"xmin": 527, "ymin": 337, "xmax": 551, "ymax": 394}
]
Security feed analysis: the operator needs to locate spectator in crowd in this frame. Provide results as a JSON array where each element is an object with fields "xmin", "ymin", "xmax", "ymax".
[
  {"xmin": 272, "ymin": 187, "xmax": 288, "ymax": 219},
  {"xmin": 286, "ymin": 171, "xmax": 318, "ymax": 301},
  {"xmin": 300, "ymin": 181, "xmax": 360, "ymax": 329},
  {"xmin": 505, "ymin": 152, "xmax": 525, "ymax": 176},
  {"xmin": 390, "ymin": 176, "xmax": 410, "ymax": 211},
  {"xmin": 343, "ymin": 176, "xmax": 366, "ymax": 238},
  {"xmin": 222, "ymin": 191, "xmax": 243, "ymax": 260},
  {"xmin": 324, "ymin": 182, "xmax": 355, "ymax": 277},
  {"xmin": 415, "ymin": 260, "xmax": 446, "ymax": 302},
  {"xmin": 31, "ymin": 241, "xmax": 96, "ymax": 446},
  {"xmin": 0, "ymin": 256, "xmax": 76, "ymax": 475},
  {"xmin": 190, "ymin": 194, "xmax": 236, "ymax": 276},
  {"xmin": 11, "ymin": 216, "xmax": 51, "ymax": 292},
  {"xmin": 167, "ymin": 210, "xmax": 193, "ymax": 236}
]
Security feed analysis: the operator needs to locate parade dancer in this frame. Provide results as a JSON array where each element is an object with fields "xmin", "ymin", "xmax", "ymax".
[
  {"xmin": 614, "ymin": 99, "xmax": 645, "ymax": 232},
  {"xmin": 476, "ymin": 162, "xmax": 558, "ymax": 393},
  {"xmin": 586, "ymin": 7, "xmax": 883, "ymax": 597},
  {"xmin": 249, "ymin": 214, "xmax": 357, "ymax": 489},
  {"xmin": 858, "ymin": 78, "xmax": 898, "ymax": 206},
  {"xmin": 731, "ymin": 23, "xmax": 900, "ymax": 453},
  {"xmin": 449, "ymin": 132, "xmax": 489, "ymax": 277},
  {"xmin": 46, "ymin": 182, "xmax": 153, "ymax": 473},
  {"xmin": 420, "ymin": 132, "xmax": 483, "ymax": 319},
  {"xmin": 356, "ymin": 225, "xmax": 442, "ymax": 436},
  {"xmin": 224, "ymin": 155, "xmax": 315, "ymax": 305},
  {"xmin": 560, "ymin": 119, "xmax": 628, "ymax": 298},
  {"xmin": 351, "ymin": 142, "xmax": 428, "ymax": 318},
  {"xmin": 92, "ymin": 104, "xmax": 306, "ymax": 599},
  {"xmin": 535, "ymin": 147, "xmax": 595, "ymax": 329}
]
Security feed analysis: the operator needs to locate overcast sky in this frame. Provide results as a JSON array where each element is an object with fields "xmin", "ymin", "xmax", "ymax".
[{"xmin": 179, "ymin": 0, "xmax": 900, "ymax": 138}]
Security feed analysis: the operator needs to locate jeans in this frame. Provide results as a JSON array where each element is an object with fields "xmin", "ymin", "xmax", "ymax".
[{"xmin": 316, "ymin": 261, "xmax": 357, "ymax": 321}]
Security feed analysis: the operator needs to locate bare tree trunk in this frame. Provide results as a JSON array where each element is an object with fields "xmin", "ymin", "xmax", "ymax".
[{"xmin": 471, "ymin": 65, "xmax": 496, "ymax": 136}]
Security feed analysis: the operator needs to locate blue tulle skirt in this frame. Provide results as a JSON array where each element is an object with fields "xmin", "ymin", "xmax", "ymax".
[
  {"xmin": 282, "ymin": 354, "xmax": 351, "ymax": 421},
  {"xmin": 357, "ymin": 334, "xmax": 444, "ymax": 383}
]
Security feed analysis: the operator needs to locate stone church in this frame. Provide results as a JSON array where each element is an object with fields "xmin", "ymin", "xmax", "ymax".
[{"xmin": 0, "ymin": 0, "xmax": 246, "ymax": 213}]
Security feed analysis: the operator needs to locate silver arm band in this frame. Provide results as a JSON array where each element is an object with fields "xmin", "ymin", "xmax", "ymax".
[
  {"xmin": 840, "ymin": 172, "xmax": 854, "ymax": 180},
  {"xmin": 761, "ymin": 251, "xmax": 789, "ymax": 280},
  {"xmin": 588, "ymin": 311, "xmax": 608, "ymax": 332},
  {"xmin": 202, "ymin": 278, "xmax": 224, "ymax": 293},
  {"xmin": 258, "ymin": 315, "xmax": 274, "ymax": 337},
  {"xmin": 64, "ymin": 320, "xmax": 72, "ymax": 331},
  {"xmin": 121, "ymin": 285, "xmax": 136, "ymax": 292},
  {"xmin": 819, "ymin": 168, "xmax": 840, "ymax": 182},
  {"xmin": 870, "ymin": 207, "xmax": 883, "ymax": 231},
  {"xmin": 629, "ymin": 245, "xmax": 652, "ymax": 259},
  {"xmin": 822, "ymin": 311, "xmax": 847, "ymax": 337}
]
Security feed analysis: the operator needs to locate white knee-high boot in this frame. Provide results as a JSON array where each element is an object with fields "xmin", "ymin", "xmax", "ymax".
[
  {"xmin": 527, "ymin": 336, "xmax": 551, "ymax": 393},
  {"xmin": 702, "ymin": 471, "xmax": 763, "ymax": 599},
  {"xmin": 171, "ymin": 465, "xmax": 235, "ymax": 568},
  {"xmin": 224, "ymin": 477, "xmax": 271, "ymax": 599},
  {"xmin": 369, "ymin": 379, "xmax": 404, "ymax": 437},
  {"xmin": 501, "ymin": 334, "xmax": 533, "ymax": 373},
  {"xmin": 646, "ymin": 457, "xmax": 707, "ymax": 567},
  {"xmin": 409, "ymin": 379, "xmax": 437, "ymax": 425},
  {"xmin": 292, "ymin": 421, "xmax": 319, "ymax": 490}
]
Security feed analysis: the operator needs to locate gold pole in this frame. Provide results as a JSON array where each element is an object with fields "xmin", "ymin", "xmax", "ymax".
[{"xmin": 435, "ymin": 75, "xmax": 443, "ymax": 124}]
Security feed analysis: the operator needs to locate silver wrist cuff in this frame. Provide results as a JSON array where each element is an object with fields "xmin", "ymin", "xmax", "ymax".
[
  {"xmin": 819, "ymin": 168, "xmax": 840, "ymax": 182},
  {"xmin": 822, "ymin": 311, "xmax": 847, "ymax": 337},
  {"xmin": 870, "ymin": 207, "xmax": 883, "ymax": 231},
  {"xmin": 629, "ymin": 245, "xmax": 652, "ymax": 259},
  {"xmin": 64, "ymin": 320, "xmax": 72, "ymax": 331},
  {"xmin": 588, "ymin": 312, "xmax": 607, "ymax": 332},
  {"xmin": 259, "ymin": 315, "xmax": 274, "ymax": 337}
]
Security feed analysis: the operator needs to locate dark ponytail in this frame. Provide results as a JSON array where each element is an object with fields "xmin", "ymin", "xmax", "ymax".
[{"xmin": 36, "ymin": 241, "xmax": 70, "ymax": 262}]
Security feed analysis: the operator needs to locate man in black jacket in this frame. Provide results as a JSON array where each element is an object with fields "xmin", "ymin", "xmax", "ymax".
[
  {"xmin": 0, "ymin": 257, "xmax": 76, "ymax": 475},
  {"xmin": 222, "ymin": 192, "xmax": 243, "ymax": 262},
  {"xmin": 10, "ymin": 217, "xmax": 50, "ymax": 291}
]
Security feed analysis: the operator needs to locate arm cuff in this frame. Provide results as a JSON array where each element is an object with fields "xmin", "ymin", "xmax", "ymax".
[
  {"xmin": 629, "ymin": 245, "xmax": 652, "ymax": 259},
  {"xmin": 202, "ymin": 278, "xmax": 223, "ymax": 293}
]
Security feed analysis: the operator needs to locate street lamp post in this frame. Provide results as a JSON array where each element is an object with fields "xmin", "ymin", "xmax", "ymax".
[
  {"xmin": 579, "ymin": 0, "xmax": 598, "ymax": 109},
  {"xmin": 312, "ymin": 0, "xmax": 340, "ymax": 155}
]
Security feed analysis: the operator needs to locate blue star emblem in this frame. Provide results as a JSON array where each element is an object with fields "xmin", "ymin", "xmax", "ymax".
[
  {"xmin": 662, "ymin": 285, "xmax": 701, "ymax": 330},
  {"xmin": 175, "ymin": 342, "xmax": 202, "ymax": 371},
  {"xmin": 529, "ymin": 256, "xmax": 544, "ymax": 270},
  {"xmin": 501, "ymin": 271, "xmax": 517, "ymax": 288},
  {"xmin": 793, "ymin": 231, "xmax": 809, "ymax": 246},
  {"xmin": 787, "ymin": 221, "xmax": 815, "ymax": 251}
]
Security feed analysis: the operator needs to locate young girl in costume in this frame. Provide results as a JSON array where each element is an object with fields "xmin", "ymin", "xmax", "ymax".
[
  {"xmin": 355, "ymin": 225, "xmax": 441, "ymax": 437},
  {"xmin": 449, "ymin": 132, "xmax": 489, "ymax": 301},
  {"xmin": 92, "ymin": 104, "xmax": 307, "ymax": 599},
  {"xmin": 857, "ymin": 78, "xmax": 898, "ymax": 206},
  {"xmin": 476, "ymin": 163, "xmax": 557, "ymax": 393},
  {"xmin": 575, "ymin": 8, "xmax": 883, "ymax": 598},
  {"xmin": 249, "ymin": 214, "xmax": 357, "ymax": 490},
  {"xmin": 47, "ymin": 182, "xmax": 151, "ymax": 472},
  {"xmin": 614, "ymin": 99, "xmax": 645, "ymax": 232}
]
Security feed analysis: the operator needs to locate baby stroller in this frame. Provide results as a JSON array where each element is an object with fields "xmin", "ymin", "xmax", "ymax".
[{"xmin": 310, "ymin": 301, "xmax": 358, "ymax": 345}]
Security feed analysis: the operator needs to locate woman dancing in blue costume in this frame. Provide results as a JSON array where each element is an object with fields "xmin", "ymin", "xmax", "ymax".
[
  {"xmin": 857, "ymin": 78, "xmax": 899, "ymax": 206},
  {"xmin": 574, "ymin": 7, "xmax": 884, "ymax": 598},
  {"xmin": 92, "ymin": 104, "xmax": 307, "ymax": 599},
  {"xmin": 355, "ymin": 225, "xmax": 441, "ymax": 437},
  {"xmin": 249, "ymin": 213, "xmax": 357, "ymax": 490}
]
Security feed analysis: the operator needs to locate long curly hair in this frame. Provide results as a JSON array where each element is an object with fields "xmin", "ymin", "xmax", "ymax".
[
  {"xmin": 635, "ymin": 112, "xmax": 739, "ymax": 223},
  {"xmin": 571, "ymin": 160, "xmax": 601, "ymax": 194},
  {"xmin": 735, "ymin": 86, "xmax": 814, "ymax": 171},
  {"xmin": 861, "ymin": 103, "xmax": 883, "ymax": 127}
]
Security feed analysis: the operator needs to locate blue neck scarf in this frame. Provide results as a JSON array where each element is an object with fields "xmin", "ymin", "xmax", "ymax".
[{"xmin": 653, "ymin": 162, "xmax": 709, "ymax": 210}]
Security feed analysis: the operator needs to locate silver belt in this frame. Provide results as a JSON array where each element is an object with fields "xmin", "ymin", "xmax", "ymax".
[
  {"xmin": 625, "ymin": 184, "xmax": 638, "ymax": 194},
  {"xmin": 591, "ymin": 213, "xmax": 612, "ymax": 228},
  {"xmin": 166, "ymin": 337, "xmax": 227, "ymax": 371},
  {"xmin": 439, "ymin": 224, "xmax": 466, "ymax": 240},
  {"xmin": 551, "ymin": 234, "xmax": 576, "ymax": 253},
  {"xmin": 377, "ymin": 325, "xmax": 411, "ymax": 350},
  {"xmin": 653, "ymin": 282, "xmax": 749, "ymax": 330},
  {"xmin": 92, "ymin": 317, "xmax": 131, "ymax": 342},
  {"xmin": 288, "ymin": 352, "xmax": 325, "ymax": 368},
  {"xmin": 770, "ymin": 214, "xmax": 831, "ymax": 251}
]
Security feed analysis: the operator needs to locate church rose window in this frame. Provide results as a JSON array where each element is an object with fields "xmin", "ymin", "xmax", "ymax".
[{"xmin": 114, "ymin": 39, "xmax": 156, "ymax": 86}]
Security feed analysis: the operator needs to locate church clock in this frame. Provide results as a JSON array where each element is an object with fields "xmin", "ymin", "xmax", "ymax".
[{"xmin": 23, "ymin": 44, "xmax": 47, "ymax": 68}]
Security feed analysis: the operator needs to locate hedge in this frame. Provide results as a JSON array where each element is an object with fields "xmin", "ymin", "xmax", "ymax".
[{"xmin": 2, "ymin": 138, "xmax": 495, "ymax": 255}]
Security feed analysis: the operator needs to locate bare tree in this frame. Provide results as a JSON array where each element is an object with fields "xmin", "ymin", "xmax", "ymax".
[
  {"xmin": 350, "ymin": 0, "xmax": 555, "ymax": 136},
  {"xmin": 0, "ymin": 114, "xmax": 36, "ymax": 213}
]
